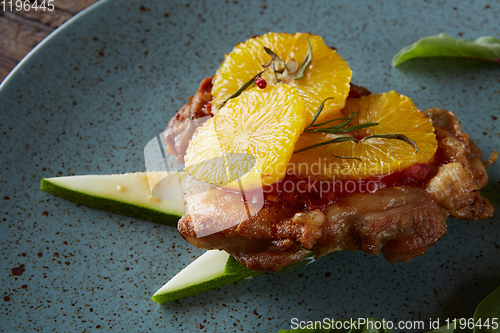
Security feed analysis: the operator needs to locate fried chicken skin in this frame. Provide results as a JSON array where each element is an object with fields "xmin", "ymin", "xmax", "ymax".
[{"xmin": 171, "ymin": 78, "xmax": 496, "ymax": 271}]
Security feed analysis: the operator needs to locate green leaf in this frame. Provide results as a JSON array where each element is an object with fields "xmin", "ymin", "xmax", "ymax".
[
  {"xmin": 392, "ymin": 33, "xmax": 500, "ymax": 66},
  {"xmin": 473, "ymin": 285, "xmax": 500, "ymax": 333}
]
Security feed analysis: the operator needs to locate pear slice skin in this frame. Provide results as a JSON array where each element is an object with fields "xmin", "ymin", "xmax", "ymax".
[
  {"xmin": 41, "ymin": 172, "xmax": 185, "ymax": 227},
  {"xmin": 152, "ymin": 250, "xmax": 263, "ymax": 304}
]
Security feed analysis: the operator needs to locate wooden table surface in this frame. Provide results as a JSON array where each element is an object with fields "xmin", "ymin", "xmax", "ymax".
[{"xmin": 0, "ymin": 0, "xmax": 100, "ymax": 83}]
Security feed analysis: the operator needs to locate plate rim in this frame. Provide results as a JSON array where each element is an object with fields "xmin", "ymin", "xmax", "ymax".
[{"xmin": 0, "ymin": 0, "xmax": 109, "ymax": 93}]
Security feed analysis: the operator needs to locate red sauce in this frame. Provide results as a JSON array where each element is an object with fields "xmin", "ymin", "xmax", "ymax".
[{"xmin": 261, "ymin": 140, "xmax": 450, "ymax": 212}]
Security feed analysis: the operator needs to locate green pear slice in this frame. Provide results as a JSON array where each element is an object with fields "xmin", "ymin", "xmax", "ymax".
[
  {"xmin": 152, "ymin": 250, "xmax": 263, "ymax": 303},
  {"xmin": 41, "ymin": 171, "xmax": 185, "ymax": 226},
  {"xmin": 41, "ymin": 172, "xmax": 316, "ymax": 303}
]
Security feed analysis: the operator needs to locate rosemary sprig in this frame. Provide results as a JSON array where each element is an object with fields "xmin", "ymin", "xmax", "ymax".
[
  {"xmin": 334, "ymin": 156, "xmax": 363, "ymax": 161},
  {"xmin": 305, "ymin": 105, "xmax": 379, "ymax": 134},
  {"xmin": 219, "ymin": 39, "xmax": 314, "ymax": 109},
  {"xmin": 310, "ymin": 110, "xmax": 355, "ymax": 130},
  {"xmin": 361, "ymin": 134, "xmax": 418, "ymax": 153},
  {"xmin": 293, "ymin": 136, "xmax": 358, "ymax": 154},
  {"xmin": 295, "ymin": 36, "xmax": 312, "ymax": 80},
  {"xmin": 306, "ymin": 121, "xmax": 380, "ymax": 134},
  {"xmin": 307, "ymin": 116, "xmax": 351, "ymax": 129},
  {"xmin": 294, "ymin": 133, "xmax": 417, "ymax": 154},
  {"xmin": 263, "ymin": 47, "xmax": 286, "ymax": 70},
  {"xmin": 294, "ymin": 97, "xmax": 419, "ymax": 156},
  {"xmin": 263, "ymin": 47, "xmax": 285, "ymax": 82},
  {"xmin": 305, "ymin": 97, "xmax": 335, "ymax": 129},
  {"xmin": 220, "ymin": 71, "xmax": 264, "ymax": 108}
]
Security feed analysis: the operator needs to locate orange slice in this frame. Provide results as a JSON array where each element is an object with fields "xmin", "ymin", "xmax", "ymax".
[
  {"xmin": 185, "ymin": 84, "xmax": 306, "ymax": 187},
  {"xmin": 211, "ymin": 32, "xmax": 352, "ymax": 124},
  {"xmin": 289, "ymin": 91, "xmax": 438, "ymax": 179}
]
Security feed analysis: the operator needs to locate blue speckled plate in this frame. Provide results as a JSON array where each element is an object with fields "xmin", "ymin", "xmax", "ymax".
[{"xmin": 1, "ymin": 0, "xmax": 499, "ymax": 331}]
